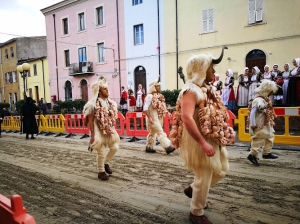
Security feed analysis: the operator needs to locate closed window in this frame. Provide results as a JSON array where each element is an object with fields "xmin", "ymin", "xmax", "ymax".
[
  {"xmin": 64, "ymin": 50, "xmax": 70, "ymax": 67},
  {"xmin": 248, "ymin": 0, "xmax": 264, "ymax": 24},
  {"xmin": 33, "ymin": 64, "xmax": 37, "ymax": 76},
  {"xmin": 62, "ymin": 18, "xmax": 69, "ymax": 35},
  {"xmin": 78, "ymin": 47, "xmax": 87, "ymax": 62},
  {"xmin": 97, "ymin": 43, "xmax": 105, "ymax": 62},
  {"xmin": 202, "ymin": 8, "xmax": 214, "ymax": 33},
  {"xmin": 29, "ymin": 88, "xmax": 33, "ymax": 98},
  {"xmin": 12, "ymin": 71, "xmax": 17, "ymax": 82},
  {"xmin": 96, "ymin": 6, "xmax": 104, "ymax": 26},
  {"xmin": 27, "ymin": 69, "xmax": 31, "ymax": 77},
  {"xmin": 14, "ymin": 93, "xmax": 17, "ymax": 105},
  {"xmin": 133, "ymin": 0, "xmax": 142, "ymax": 5},
  {"xmin": 78, "ymin": 12, "xmax": 85, "ymax": 31},
  {"xmin": 134, "ymin": 24, "xmax": 144, "ymax": 45},
  {"xmin": 4, "ymin": 49, "xmax": 8, "ymax": 59},
  {"xmin": 10, "ymin": 46, "xmax": 14, "ymax": 57}
]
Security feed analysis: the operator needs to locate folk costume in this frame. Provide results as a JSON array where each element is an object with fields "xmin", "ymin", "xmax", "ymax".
[
  {"xmin": 286, "ymin": 58, "xmax": 300, "ymax": 105},
  {"xmin": 83, "ymin": 76, "xmax": 120, "ymax": 181},
  {"xmin": 247, "ymin": 80, "xmax": 279, "ymax": 166},
  {"xmin": 212, "ymin": 74, "xmax": 222, "ymax": 95},
  {"xmin": 120, "ymin": 87, "xmax": 128, "ymax": 116},
  {"xmin": 274, "ymin": 75, "xmax": 284, "ymax": 105},
  {"xmin": 128, "ymin": 86, "xmax": 136, "ymax": 112},
  {"xmin": 143, "ymin": 76, "xmax": 175, "ymax": 154},
  {"xmin": 248, "ymin": 66, "xmax": 261, "ymax": 102},
  {"xmin": 281, "ymin": 63, "xmax": 290, "ymax": 104},
  {"xmin": 261, "ymin": 65, "xmax": 275, "ymax": 103},
  {"xmin": 136, "ymin": 85, "xmax": 145, "ymax": 112},
  {"xmin": 271, "ymin": 64, "xmax": 281, "ymax": 82},
  {"xmin": 221, "ymin": 69, "xmax": 236, "ymax": 110},
  {"xmin": 236, "ymin": 67, "xmax": 250, "ymax": 107},
  {"xmin": 169, "ymin": 47, "xmax": 235, "ymax": 223}
]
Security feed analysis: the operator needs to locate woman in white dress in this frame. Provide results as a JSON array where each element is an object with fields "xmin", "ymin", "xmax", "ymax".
[
  {"xmin": 261, "ymin": 65, "xmax": 275, "ymax": 103},
  {"xmin": 248, "ymin": 66, "xmax": 261, "ymax": 103},
  {"xmin": 281, "ymin": 63, "xmax": 290, "ymax": 104},
  {"xmin": 236, "ymin": 67, "xmax": 250, "ymax": 107},
  {"xmin": 136, "ymin": 84, "xmax": 145, "ymax": 112},
  {"xmin": 212, "ymin": 74, "xmax": 223, "ymax": 95},
  {"xmin": 221, "ymin": 69, "xmax": 236, "ymax": 109}
]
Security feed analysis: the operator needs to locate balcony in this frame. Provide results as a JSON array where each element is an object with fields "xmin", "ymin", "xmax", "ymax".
[{"xmin": 69, "ymin": 61, "xmax": 94, "ymax": 76}]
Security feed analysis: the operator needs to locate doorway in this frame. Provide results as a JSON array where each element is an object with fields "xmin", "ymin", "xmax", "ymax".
[
  {"xmin": 134, "ymin": 66, "xmax": 146, "ymax": 94},
  {"xmin": 246, "ymin": 49, "xmax": 266, "ymax": 73},
  {"xmin": 35, "ymin": 86, "xmax": 39, "ymax": 103},
  {"xmin": 81, "ymin": 79, "xmax": 88, "ymax": 102}
]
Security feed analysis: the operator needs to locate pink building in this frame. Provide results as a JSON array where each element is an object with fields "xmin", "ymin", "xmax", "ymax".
[{"xmin": 41, "ymin": 0, "xmax": 126, "ymax": 103}]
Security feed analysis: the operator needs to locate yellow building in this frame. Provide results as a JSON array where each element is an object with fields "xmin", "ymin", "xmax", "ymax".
[
  {"xmin": 17, "ymin": 57, "xmax": 50, "ymax": 104},
  {"xmin": 0, "ymin": 39, "xmax": 19, "ymax": 110},
  {"xmin": 163, "ymin": 0, "xmax": 300, "ymax": 90},
  {"xmin": 0, "ymin": 37, "xmax": 47, "ymax": 111}
]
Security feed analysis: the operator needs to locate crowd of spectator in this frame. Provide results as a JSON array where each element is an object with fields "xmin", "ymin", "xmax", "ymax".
[{"xmin": 214, "ymin": 58, "xmax": 300, "ymax": 110}]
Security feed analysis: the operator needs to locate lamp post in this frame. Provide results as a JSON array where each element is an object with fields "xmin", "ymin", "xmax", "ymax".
[{"xmin": 17, "ymin": 63, "xmax": 31, "ymax": 100}]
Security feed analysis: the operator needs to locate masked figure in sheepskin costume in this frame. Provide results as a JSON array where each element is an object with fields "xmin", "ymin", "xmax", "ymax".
[
  {"xmin": 143, "ymin": 76, "xmax": 175, "ymax": 154},
  {"xmin": 247, "ymin": 79, "xmax": 279, "ymax": 166},
  {"xmin": 83, "ymin": 76, "xmax": 120, "ymax": 181},
  {"xmin": 169, "ymin": 47, "xmax": 235, "ymax": 224}
]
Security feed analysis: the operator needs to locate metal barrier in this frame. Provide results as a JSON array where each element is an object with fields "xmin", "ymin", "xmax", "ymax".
[
  {"xmin": 64, "ymin": 114, "xmax": 89, "ymax": 139},
  {"xmin": 1, "ymin": 116, "xmax": 14, "ymax": 132},
  {"xmin": 234, "ymin": 107, "xmax": 300, "ymax": 146},
  {"xmin": 0, "ymin": 194, "xmax": 36, "ymax": 224},
  {"xmin": 44, "ymin": 114, "xmax": 66, "ymax": 137}
]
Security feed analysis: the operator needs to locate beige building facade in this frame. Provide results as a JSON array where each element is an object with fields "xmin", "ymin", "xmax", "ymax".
[{"xmin": 163, "ymin": 0, "xmax": 300, "ymax": 90}]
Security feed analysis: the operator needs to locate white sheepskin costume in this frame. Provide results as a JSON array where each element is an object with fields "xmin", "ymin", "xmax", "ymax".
[
  {"xmin": 173, "ymin": 48, "xmax": 230, "ymax": 216},
  {"xmin": 83, "ymin": 76, "xmax": 120, "ymax": 173},
  {"xmin": 144, "ymin": 79, "xmax": 174, "ymax": 153},
  {"xmin": 248, "ymin": 80, "xmax": 278, "ymax": 156}
]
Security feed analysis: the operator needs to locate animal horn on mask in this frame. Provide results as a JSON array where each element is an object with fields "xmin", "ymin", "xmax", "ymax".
[
  {"xmin": 158, "ymin": 74, "xmax": 161, "ymax": 83},
  {"xmin": 212, "ymin": 46, "xmax": 228, "ymax": 64}
]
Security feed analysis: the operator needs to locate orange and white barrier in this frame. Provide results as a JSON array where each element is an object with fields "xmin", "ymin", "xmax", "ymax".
[
  {"xmin": 0, "ymin": 194, "xmax": 36, "ymax": 224},
  {"xmin": 64, "ymin": 114, "xmax": 89, "ymax": 138}
]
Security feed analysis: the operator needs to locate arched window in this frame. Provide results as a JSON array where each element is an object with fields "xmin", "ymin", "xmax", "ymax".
[{"xmin": 65, "ymin": 81, "xmax": 72, "ymax": 101}]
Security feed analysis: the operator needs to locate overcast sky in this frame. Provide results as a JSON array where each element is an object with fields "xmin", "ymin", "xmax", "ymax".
[{"xmin": 0, "ymin": 0, "xmax": 62, "ymax": 43}]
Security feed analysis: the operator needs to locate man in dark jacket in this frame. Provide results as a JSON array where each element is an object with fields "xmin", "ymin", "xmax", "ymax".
[{"xmin": 21, "ymin": 97, "xmax": 39, "ymax": 139}]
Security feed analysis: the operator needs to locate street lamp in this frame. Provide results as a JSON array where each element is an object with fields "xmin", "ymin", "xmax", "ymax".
[{"xmin": 17, "ymin": 63, "xmax": 31, "ymax": 100}]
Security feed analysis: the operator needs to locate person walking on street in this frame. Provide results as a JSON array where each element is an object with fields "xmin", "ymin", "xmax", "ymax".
[
  {"xmin": 143, "ymin": 75, "xmax": 175, "ymax": 154},
  {"xmin": 247, "ymin": 80, "xmax": 279, "ymax": 166},
  {"xmin": 21, "ymin": 97, "xmax": 39, "ymax": 139},
  {"xmin": 83, "ymin": 76, "xmax": 120, "ymax": 181},
  {"xmin": 170, "ymin": 47, "xmax": 235, "ymax": 224}
]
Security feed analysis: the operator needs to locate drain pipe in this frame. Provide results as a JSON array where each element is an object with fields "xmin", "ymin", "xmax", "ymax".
[
  {"xmin": 175, "ymin": 0, "xmax": 178, "ymax": 90},
  {"xmin": 40, "ymin": 58, "xmax": 46, "ymax": 100},
  {"xmin": 53, "ymin": 14, "xmax": 59, "ymax": 100},
  {"xmin": 157, "ymin": 0, "xmax": 161, "ymax": 75},
  {"xmin": 116, "ymin": 0, "xmax": 121, "ymax": 91}
]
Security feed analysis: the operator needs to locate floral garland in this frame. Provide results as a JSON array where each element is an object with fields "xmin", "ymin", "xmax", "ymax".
[
  {"xmin": 151, "ymin": 93, "xmax": 168, "ymax": 118},
  {"xmin": 94, "ymin": 99, "xmax": 118, "ymax": 135},
  {"xmin": 170, "ymin": 85, "xmax": 235, "ymax": 148},
  {"xmin": 246, "ymin": 96, "xmax": 277, "ymax": 130}
]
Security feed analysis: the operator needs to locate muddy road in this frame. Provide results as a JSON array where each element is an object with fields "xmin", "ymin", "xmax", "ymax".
[{"xmin": 0, "ymin": 133, "xmax": 299, "ymax": 224}]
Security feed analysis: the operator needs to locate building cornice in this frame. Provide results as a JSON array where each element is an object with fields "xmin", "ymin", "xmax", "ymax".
[{"xmin": 40, "ymin": 0, "xmax": 89, "ymax": 16}]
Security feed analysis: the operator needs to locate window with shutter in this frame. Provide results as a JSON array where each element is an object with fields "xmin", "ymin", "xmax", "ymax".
[
  {"xmin": 248, "ymin": 0, "xmax": 264, "ymax": 24},
  {"xmin": 202, "ymin": 8, "xmax": 214, "ymax": 33}
]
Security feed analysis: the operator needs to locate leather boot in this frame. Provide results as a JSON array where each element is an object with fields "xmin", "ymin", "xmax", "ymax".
[
  {"xmin": 104, "ymin": 164, "xmax": 112, "ymax": 174},
  {"xmin": 165, "ymin": 146, "xmax": 175, "ymax": 154},
  {"xmin": 189, "ymin": 213, "xmax": 212, "ymax": 224},
  {"xmin": 145, "ymin": 147, "xmax": 156, "ymax": 153},
  {"xmin": 98, "ymin": 172, "xmax": 109, "ymax": 181}
]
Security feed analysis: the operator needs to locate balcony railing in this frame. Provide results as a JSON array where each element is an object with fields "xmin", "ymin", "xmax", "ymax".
[{"xmin": 69, "ymin": 61, "xmax": 94, "ymax": 76}]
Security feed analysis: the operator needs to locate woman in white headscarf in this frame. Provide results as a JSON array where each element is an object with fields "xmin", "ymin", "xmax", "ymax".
[
  {"xmin": 221, "ymin": 69, "xmax": 236, "ymax": 110},
  {"xmin": 236, "ymin": 67, "xmax": 250, "ymax": 107},
  {"xmin": 286, "ymin": 58, "xmax": 300, "ymax": 105},
  {"xmin": 290, "ymin": 58, "xmax": 300, "ymax": 77},
  {"xmin": 281, "ymin": 63, "xmax": 290, "ymax": 104},
  {"xmin": 248, "ymin": 66, "xmax": 261, "ymax": 103},
  {"xmin": 212, "ymin": 74, "xmax": 223, "ymax": 95}
]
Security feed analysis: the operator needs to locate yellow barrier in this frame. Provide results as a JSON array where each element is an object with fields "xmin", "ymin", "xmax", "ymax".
[
  {"xmin": 44, "ymin": 114, "xmax": 65, "ymax": 136},
  {"xmin": 12, "ymin": 116, "xmax": 22, "ymax": 132},
  {"xmin": 234, "ymin": 107, "xmax": 300, "ymax": 146},
  {"xmin": 35, "ymin": 115, "xmax": 47, "ymax": 133},
  {"xmin": 1, "ymin": 116, "xmax": 14, "ymax": 132}
]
